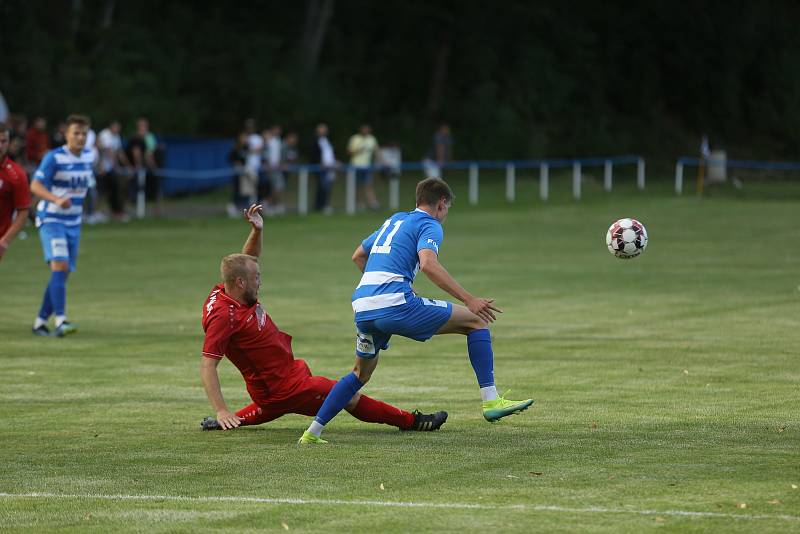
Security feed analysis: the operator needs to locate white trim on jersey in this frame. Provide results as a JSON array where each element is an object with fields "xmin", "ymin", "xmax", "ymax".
[
  {"xmin": 351, "ymin": 293, "xmax": 406, "ymax": 313},
  {"xmin": 356, "ymin": 271, "xmax": 406, "ymax": 288}
]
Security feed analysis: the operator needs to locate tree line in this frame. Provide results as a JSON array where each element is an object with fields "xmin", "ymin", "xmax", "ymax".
[{"xmin": 2, "ymin": 0, "xmax": 799, "ymax": 163}]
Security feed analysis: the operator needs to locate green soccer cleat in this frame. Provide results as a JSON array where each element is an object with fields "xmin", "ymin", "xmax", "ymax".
[
  {"xmin": 298, "ymin": 431, "xmax": 328, "ymax": 445},
  {"xmin": 55, "ymin": 322, "xmax": 78, "ymax": 338},
  {"xmin": 482, "ymin": 392, "xmax": 534, "ymax": 423}
]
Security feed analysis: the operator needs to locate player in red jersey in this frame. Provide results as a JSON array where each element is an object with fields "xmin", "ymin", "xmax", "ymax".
[
  {"xmin": 199, "ymin": 204, "xmax": 448, "ymax": 432},
  {"xmin": 0, "ymin": 122, "xmax": 31, "ymax": 263}
]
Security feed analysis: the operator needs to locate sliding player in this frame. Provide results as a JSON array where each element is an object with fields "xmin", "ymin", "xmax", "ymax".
[{"xmin": 200, "ymin": 204, "xmax": 447, "ymax": 433}]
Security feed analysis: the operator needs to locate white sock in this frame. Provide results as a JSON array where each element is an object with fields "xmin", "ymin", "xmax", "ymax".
[
  {"xmin": 34, "ymin": 317, "xmax": 47, "ymax": 329},
  {"xmin": 55, "ymin": 315, "xmax": 67, "ymax": 328},
  {"xmin": 307, "ymin": 420, "xmax": 325, "ymax": 437},
  {"xmin": 480, "ymin": 385, "xmax": 498, "ymax": 402}
]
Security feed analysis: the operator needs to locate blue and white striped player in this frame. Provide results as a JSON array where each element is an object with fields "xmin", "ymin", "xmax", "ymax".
[
  {"xmin": 300, "ymin": 178, "xmax": 533, "ymax": 443},
  {"xmin": 30, "ymin": 115, "xmax": 95, "ymax": 337}
]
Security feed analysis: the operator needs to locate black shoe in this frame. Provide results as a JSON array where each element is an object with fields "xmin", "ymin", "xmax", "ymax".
[
  {"xmin": 404, "ymin": 410, "xmax": 448, "ymax": 431},
  {"xmin": 200, "ymin": 416, "xmax": 222, "ymax": 431},
  {"xmin": 32, "ymin": 325, "xmax": 51, "ymax": 337}
]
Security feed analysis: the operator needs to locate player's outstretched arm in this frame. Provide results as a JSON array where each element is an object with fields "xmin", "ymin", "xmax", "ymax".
[
  {"xmin": 418, "ymin": 249, "xmax": 502, "ymax": 324},
  {"xmin": 199, "ymin": 357, "xmax": 243, "ymax": 430},
  {"xmin": 241, "ymin": 203, "xmax": 263, "ymax": 258}
]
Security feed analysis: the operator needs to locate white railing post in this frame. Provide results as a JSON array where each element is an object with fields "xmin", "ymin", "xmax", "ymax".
[
  {"xmin": 469, "ymin": 163, "xmax": 479, "ymax": 205},
  {"xmin": 572, "ymin": 161, "xmax": 582, "ymax": 200},
  {"xmin": 604, "ymin": 159, "xmax": 613, "ymax": 192},
  {"xmin": 637, "ymin": 157, "xmax": 646, "ymax": 190},
  {"xmin": 136, "ymin": 168, "xmax": 146, "ymax": 219},
  {"xmin": 346, "ymin": 167, "xmax": 356, "ymax": 215},
  {"xmin": 298, "ymin": 167, "xmax": 309, "ymax": 216},
  {"xmin": 388, "ymin": 176, "xmax": 400, "ymax": 210},
  {"xmin": 539, "ymin": 162, "xmax": 549, "ymax": 201},
  {"xmin": 675, "ymin": 161, "xmax": 684, "ymax": 195},
  {"xmin": 505, "ymin": 163, "xmax": 515, "ymax": 202}
]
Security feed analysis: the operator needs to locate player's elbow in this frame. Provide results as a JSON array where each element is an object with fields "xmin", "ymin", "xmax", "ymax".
[{"xmin": 419, "ymin": 255, "xmax": 439, "ymax": 274}]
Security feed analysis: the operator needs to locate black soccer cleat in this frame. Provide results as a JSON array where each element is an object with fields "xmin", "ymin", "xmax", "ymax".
[
  {"xmin": 32, "ymin": 325, "xmax": 51, "ymax": 337},
  {"xmin": 200, "ymin": 416, "xmax": 222, "ymax": 431},
  {"xmin": 405, "ymin": 410, "xmax": 448, "ymax": 431}
]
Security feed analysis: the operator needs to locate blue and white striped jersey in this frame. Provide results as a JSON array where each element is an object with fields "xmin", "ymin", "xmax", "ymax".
[
  {"xmin": 33, "ymin": 146, "xmax": 95, "ymax": 227},
  {"xmin": 351, "ymin": 208, "xmax": 444, "ymax": 321}
]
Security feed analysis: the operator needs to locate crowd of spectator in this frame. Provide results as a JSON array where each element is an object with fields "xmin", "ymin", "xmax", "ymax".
[
  {"xmin": 3, "ymin": 113, "xmax": 163, "ymax": 223},
  {"xmin": 228, "ymin": 119, "xmax": 452, "ymax": 217},
  {"xmin": 4, "ymin": 110, "xmax": 454, "ymax": 221}
]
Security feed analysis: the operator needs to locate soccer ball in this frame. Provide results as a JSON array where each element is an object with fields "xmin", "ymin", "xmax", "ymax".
[{"xmin": 606, "ymin": 218, "xmax": 648, "ymax": 259}]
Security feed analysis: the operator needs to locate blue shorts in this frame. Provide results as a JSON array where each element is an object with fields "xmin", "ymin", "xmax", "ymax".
[
  {"xmin": 355, "ymin": 168, "xmax": 372, "ymax": 185},
  {"xmin": 354, "ymin": 295, "xmax": 453, "ymax": 359},
  {"xmin": 39, "ymin": 223, "xmax": 81, "ymax": 272}
]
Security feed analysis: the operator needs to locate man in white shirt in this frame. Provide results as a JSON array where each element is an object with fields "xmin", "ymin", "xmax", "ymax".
[{"xmin": 97, "ymin": 121, "xmax": 130, "ymax": 220}]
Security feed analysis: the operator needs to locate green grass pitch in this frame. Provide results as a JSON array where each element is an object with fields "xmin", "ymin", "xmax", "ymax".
[{"xmin": 1, "ymin": 178, "xmax": 798, "ymax": 532}]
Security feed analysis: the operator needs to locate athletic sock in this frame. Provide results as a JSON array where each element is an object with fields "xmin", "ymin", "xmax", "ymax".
[
  {"xmin": 467, "ymin": 329, "xmax": 496, "ymax": 393},
  {"xmin": 348, "ymin": 395, "xmax": 414, "ymax": 429},
  {"xmin": 37, "ymin": 282, "xmax": 54, "ymax": 322},
  {"xmin": 480, "ymin": 385, "xmax": 499, "ymax": 402},
  {"xmin": 33, "ymin": 317, "xmax": 48, "ymax": 329},
  {"xmin": 308, "ymin": 372, "xmax": 364, "ymax": 435},
  {"xmin": 235, "ymin": 403, "xmax": 271, "ymax": 426},
  {"xmin": 49, "ymin": 271, "xmax": 68, "ymax": 318},
  {"xmin": 55, "ymin": 315, "xmax": 67, "ymax": 328}
]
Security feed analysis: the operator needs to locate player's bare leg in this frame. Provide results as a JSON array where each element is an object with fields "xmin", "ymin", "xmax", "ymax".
[
  {"xmin": 299, "ymin": 355, "xmax": 380, "ymax": 444},
  {"xmin": 436, "ymin": 303, "xmax": 533, "ymax": 422}
]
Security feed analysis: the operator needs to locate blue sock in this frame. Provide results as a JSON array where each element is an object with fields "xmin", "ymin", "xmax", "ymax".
[
  {"xmin": 314, "ymin": 372, "xmax": 364, "ymax": 426},
  {"xmin": 467, "ymin": 329, "xmax": 495, "ymax": 387},
  {"xmin": 49, "ymin": 271, "xmax": 68, "ymax": 317},
  {"xmin": 38, "ymin": 282, "xmax": 54, "ymax": 320}
]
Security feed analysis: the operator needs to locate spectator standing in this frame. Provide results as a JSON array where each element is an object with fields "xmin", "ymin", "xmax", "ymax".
[
  {"xmin": 25, "ymin": 117, "xmax": 50, "ymax": 169},
  {"xmin": 97, "ymin": 120, "xmax": 130, "ymax": 221},
  {"xmin": 309, "ymin": 123, "xmax": 337, "ymax": 214},
  {"xmin": 347, "ymin": 124, "xmax": 380, "ymax": 211},
  {"xmin": 135, "ymin": 118, "xmax": 161, "ymax": 214},
  {"xmin": 0, "ymin": 121, "xmax": 32, "ymax": 263},
  {"xmin": 7, "ymin": 114, "xmax": 27, "ymax": 165},
  {"xmin": 241, "ymin": 119, "xmax": 261, "ymax": 207},
  {"xmin": 227, "ymin": 131, "xmax": 249, "ymax": 217},
  {"xmin": 82, "ymin": 126, "xmax": 102, "ymax": 223},
  {"xmin": 423, "ymin": 123, "xmax": 453, "ymax": 179},
  {"xmin": 265, "ymin": 124, "xmax": 285, "ymax": 216},
  {"xmin": 126, "ymin": 118, "xmax": 159, "ymax": 217}
]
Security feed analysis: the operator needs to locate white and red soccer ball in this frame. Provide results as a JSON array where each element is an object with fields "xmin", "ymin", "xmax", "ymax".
[{"xmin": 606, "ymin": 218, "xmax": 648, "ymax": 259}]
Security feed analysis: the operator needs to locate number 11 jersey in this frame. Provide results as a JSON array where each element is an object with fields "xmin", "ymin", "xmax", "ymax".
[{"xmin": 351, "ymin": 208, "xmax": 443, "ymax": 322}]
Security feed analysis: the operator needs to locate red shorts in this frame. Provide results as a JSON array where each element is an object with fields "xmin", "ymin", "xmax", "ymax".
[{"xmin": 245, "ymin": 360, "xmax": 336, "ymax": 422}]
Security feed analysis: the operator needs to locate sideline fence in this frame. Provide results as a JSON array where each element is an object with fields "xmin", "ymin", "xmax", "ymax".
[
  {"xmin": 674, "ymin": 156, "xmax": 800, "ymax": 194},
  {"xmin": 145, "ymin": 155, "xmax": 645, "ymax": 218}
]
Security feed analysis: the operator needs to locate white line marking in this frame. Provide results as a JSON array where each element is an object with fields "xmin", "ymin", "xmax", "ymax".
[{"xmin": 0, "ymin": 492, "xmax": 797, "ymax": 522}]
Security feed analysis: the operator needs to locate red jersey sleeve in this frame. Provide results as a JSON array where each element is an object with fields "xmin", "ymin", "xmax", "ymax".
[
  {"xmin": 13, "ymin": 166, "xmax": 31, "ymax": 210},
  {"xmin": 202, "ymin": 311, "xmax": 233, "ymax": 360}
]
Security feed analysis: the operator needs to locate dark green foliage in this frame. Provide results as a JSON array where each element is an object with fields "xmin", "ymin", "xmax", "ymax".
[{"xmin": 2, "ymin": 0, "xmax": 799, "ymax": 159}]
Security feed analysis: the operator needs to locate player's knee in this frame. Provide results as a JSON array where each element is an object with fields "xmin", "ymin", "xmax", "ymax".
[{"xmin": 50, "ymin": 260, "xmax": 69, "ymax": 272}]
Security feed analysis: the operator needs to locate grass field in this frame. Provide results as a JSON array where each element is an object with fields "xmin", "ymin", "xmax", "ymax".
[{"xmin": 1, "ymin": 178, "xmax": 799, "ymax": 532}]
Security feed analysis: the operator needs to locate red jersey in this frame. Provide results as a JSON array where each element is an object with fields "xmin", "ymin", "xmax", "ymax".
[
  {"xmin": 0, "ymin": 156, "xmax": 31, "ymax": 237},
  {"xmin": 202, "ymin": 284, "xmax": 308, "ymax": 400}
]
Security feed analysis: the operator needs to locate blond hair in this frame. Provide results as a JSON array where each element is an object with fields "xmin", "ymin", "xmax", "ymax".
[{"xmin": 220, "ymin": 253, "xmax": 258, "ymax": 285}]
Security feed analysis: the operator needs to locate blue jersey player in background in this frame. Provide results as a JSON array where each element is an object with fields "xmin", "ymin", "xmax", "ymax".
[
  {"xmin": 30, "ymin": 114, "xmax": 95, "ymax": 337},
  {"xmin": 300, "ymin": 178, "xmax": 533, "ymax": 443}
]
